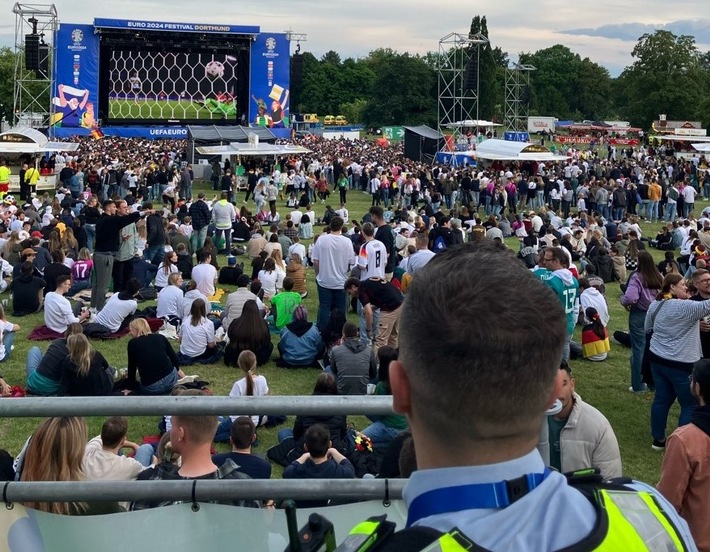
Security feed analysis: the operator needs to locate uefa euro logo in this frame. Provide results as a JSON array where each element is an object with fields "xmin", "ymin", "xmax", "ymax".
[
  {"xmin": 71, "ymin": 29, "xmax": 83, "ymax": 44},
  {"xmin": 266, "ymin": 37, "xmax": 276, "ymax": 52}
]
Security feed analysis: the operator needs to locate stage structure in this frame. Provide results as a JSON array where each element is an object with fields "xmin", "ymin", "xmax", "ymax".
[
  {"xmin": 12, "ymin": 3, "xmax": 58, "ymax": 132},
  {"xmin": 504, "ymin": 63, "xmax": 536, "ymax": 136},
  {"xmin": 436, "ymin": 32, "xmax": 488, "ymax": 146},
  {"xmin": 43, "ymin": 17, "xmax": 292, "ymax": 139}
]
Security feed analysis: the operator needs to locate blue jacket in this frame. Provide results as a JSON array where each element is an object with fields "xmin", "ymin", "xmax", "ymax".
[{"xmin": 278, "ymin": 322, "xmax": 323, "ymax": 366}]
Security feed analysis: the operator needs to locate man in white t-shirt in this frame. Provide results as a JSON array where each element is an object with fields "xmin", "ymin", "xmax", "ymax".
[
  {"xmin": 44, "ymin": 274, "xmax": 90, "ymax": 333},
  {"xmin": 311, "ymin": 216, "xmax": 356, "ymax": 331},
  {"xmin": 92, "ymin": 278, "xmax": 140, "ymax": 333},
  {"xmin": 290, "ymin": 209, "xmax": 303, "ymax": 226},
  {"xmin": 288, "ymin": 237, "xmax": 307, "ymax": 265},
  {"xmin": 191, "ymin": 251, "xmax": 218, "ymax": 297}
]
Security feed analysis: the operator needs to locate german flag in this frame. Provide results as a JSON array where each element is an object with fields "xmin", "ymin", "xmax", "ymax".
[{"xmin": 91, "ymin": 128, "xmax": 104, "ymax": 140}]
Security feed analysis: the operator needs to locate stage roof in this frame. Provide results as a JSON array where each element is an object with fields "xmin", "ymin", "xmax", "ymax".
[
  {"xmin": 187, "ymin": 126, "xmax": 276, "ymax": 143},
  {"xmin": 195, "ymin": 143, "xmax": 311, "ymax": 156},
  {"xmin": 474, "ymin": 139, "xmax": 568, "ymax": 161},
  {"xmin": 0, "ymin": 128, "xmax": 79, "ymax": 154}
]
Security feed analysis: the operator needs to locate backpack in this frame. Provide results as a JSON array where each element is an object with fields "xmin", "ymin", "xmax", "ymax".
[
  {"xmin": 433, "ymin": 235, "xmax": 447, "ymax": 252},
  {"xmin": 668, "ymin": 187, "xmax": 679, "ymax": 201}
]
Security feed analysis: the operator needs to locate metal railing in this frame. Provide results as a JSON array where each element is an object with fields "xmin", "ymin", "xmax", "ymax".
[{"xmin": 1, "ymin": 396, "xmax": 405, "ymax": 503}]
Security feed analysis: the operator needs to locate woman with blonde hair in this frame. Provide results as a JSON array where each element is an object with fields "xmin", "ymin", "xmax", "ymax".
[
  {"xmin": 21, "ymin": 416, "xmax": 122, "ymax": 514},
  {"xmin": 61, "ymin": 334, "xmax": 114, "ymax": 396},
  {"xmin": 286, "ymin": 253, "xmax": 307, "ymax": 297},
  {"xmin": 2, "ymin": 230, "xmax": 22, "ymax": 265},
  {"xmin": 125, "ymin": 318, "xmax": 182, "ymax": 395}
]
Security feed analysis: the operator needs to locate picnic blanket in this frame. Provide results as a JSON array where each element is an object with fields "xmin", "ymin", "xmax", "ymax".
[{"xmin": 28, "ymin": 318, "xmax": 164, "ymax": 341}]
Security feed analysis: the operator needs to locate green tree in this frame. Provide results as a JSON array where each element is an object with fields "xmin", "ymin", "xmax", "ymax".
[
  {"xmin": 340, "ymin": 98, "xmax": 367, "ymax": 124},
  {"xmin": 0, "ymin": 48, "xmax": 17, "ymax": 123},
  {"xmin": 618, "ymin": 30, "xmax": 706, "ymax": 128},
  {"xmin": 362, "ymin": 53, "xmax": 436, "ymax": 127},
  {"xmin": 519, "ymin": 45, "xmax": 580, "ymax": 118}
]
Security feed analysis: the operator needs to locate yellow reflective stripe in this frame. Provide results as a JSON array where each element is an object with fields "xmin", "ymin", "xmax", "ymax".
[
  {"xmin": 637, "ymin": 492, "xmax": 685, "ymax": 552},
  {"xmin": 598, "ymin": 490, "xmax": 684, "ymax": 551},
  {"xmin": 347, "ymin": 520, "xmax": 380, "ymax": 536}
]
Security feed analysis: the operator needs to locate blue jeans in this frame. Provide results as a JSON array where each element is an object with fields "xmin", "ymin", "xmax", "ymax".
[
  {"xmin": 26, "ymin": 346, "xmax": 42, "ymax": 378},
  {"xmin": 316, "ymin": 284, "xmax": 346, "ymax": 333},
  {"xmin": 650, "ymin": 361, "xmax": 697, "ymax": 441},
  {"xmin": 357, "ymin": 300, "xmax": 379, "ymax": 343},
  {"xmin": 0, "ymin": 332, "xmax": 15, "ymax": 362},
  {"xmin": 361, "ymin": 421, "xmax": 402, "ymax": 449},
  {"xmin": 613, "ymin": 207, "xmax": 625, "ymax": 221},
  {"xmin": 215, "ymin": 417, "xmax": 233, "ymax": 443},
  {"xmin": 665, "ymin": 203, "xmax": 677, "ymax": 222},
  {"xmin": 536, "ymin": 190, "xmax": 544, "ymax": 209},
  {"xmin": 143, "ymin": 245, "xmax": 164, "ymax": 264},
  {"xmin": 190, "ymin": 227, "xmax": 208, "ymax": 253},
  {"xmin": 562, "ymin": 333, "xmax": 571, "ymax": 363},
  {"xmin": 84, "ymin": 224, "xmax": 96, "ymax": 252},
  {"xmin": 133, "ymin": 444, "xmax": 155, "ymax": 467},
  {"xmin": 628, "ymin": 308, "xmax": 647, "ymax": 392},
  {"xmin": 278, "ymin": 428, "xmax": 294, "ymax": 442},
  {"xmin": 649, "ymin": 201, "xmax": 659, "ymax": 222},
  {"xmin": 138, "ymin": 369, "xmax": 178, "ymax": 396}
]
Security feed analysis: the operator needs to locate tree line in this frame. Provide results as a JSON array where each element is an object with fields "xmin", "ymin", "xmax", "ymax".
[{"xmin": 291, "ymin": 15, "xmax": 710, "ymax": 131}]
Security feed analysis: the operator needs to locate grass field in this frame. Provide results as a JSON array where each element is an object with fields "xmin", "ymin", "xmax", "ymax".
[
  {"xmin": 0, "ymin": 181, "xmax": 684, "ymax": 484},
  {"xmin": 108, "ymin": 99, "xmax": 229, "ymax": 120}
]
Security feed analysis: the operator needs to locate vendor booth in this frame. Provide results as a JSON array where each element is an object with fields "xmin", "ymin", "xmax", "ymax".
[
  {"xmin": 0, "ymin": 128, "xmax": 79, "ymax": 193},
  {"xmin": 474, "ymin": 139, "xmax": 568, "ymax": 162}
]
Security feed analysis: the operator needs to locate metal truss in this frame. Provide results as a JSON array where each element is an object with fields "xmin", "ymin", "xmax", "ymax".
[{"xmin": 504, "ymin": 63, "xmax": 535, "ymax": 134}]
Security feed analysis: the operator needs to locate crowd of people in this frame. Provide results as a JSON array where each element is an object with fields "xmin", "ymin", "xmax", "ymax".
[{"xmin": 0, "ymin": 133, "xmax": 708, "ymax": 550}]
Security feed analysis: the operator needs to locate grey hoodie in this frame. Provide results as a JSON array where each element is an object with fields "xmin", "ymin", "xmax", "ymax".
[{"xmin": 330, "ymin": 339, "xmax": 377, "ymax": 395}]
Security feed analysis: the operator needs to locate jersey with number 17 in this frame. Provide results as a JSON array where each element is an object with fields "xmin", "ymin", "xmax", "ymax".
[{"xmin": 358, "ymin": 239, "xmax": 387, "ymax": 280}]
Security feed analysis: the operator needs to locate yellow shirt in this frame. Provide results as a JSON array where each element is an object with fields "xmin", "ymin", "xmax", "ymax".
[
  {"xmin": 648, "ymin": 183, "xmax": 662, "ymax": 201},
  {"xmin": 0, "ymin": 166, "xmax": 10, "ymax": 184},
  {"xmin": 25, "ymin": 167, "xmax": 39, "ymax": 185}
]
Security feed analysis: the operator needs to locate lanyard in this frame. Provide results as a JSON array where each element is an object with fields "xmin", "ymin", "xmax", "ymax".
[{"xmin": 406, "ymin": 468, "xmax": 551, "ymax": 527}]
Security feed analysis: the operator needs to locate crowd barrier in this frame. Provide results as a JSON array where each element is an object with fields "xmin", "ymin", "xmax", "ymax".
[{"xmin": 0, "ymin": 396, "xmax": 405, "ymax": 552}]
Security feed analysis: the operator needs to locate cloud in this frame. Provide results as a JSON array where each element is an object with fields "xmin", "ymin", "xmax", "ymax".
[{"xmin": 561, "ymin": 19, "xmax": 710, "ymax": 44}]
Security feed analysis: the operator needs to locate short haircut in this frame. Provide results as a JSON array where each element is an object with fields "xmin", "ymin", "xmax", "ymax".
[
  {"xmin": 125, "ymin": 278, "xmax": 142, "ymax": 295},
  {"xmin": 282, "ymin": 276, "xmax": 294, "ymax": 291},
  {"xmin": 399, "ymin": 240, "xmax": 567, "ymax": 443},
  {"xmin": 237, "ymin": 274, "xmax": 251, "ymax": 288},
  {"xmin": 692, "ymin": 268, "xmax": 709, "ymax": 281},
  {"xmin": 103, "ymin": 200, "xmax": 115, "ymax": 209},
  {"xmin": 304, "ymin": 423, "xmax": 330, "ymax": 458},
  {"xmin": 171, "ymin": 389, "xmax": 218, "ymax": 444},
  {"xmin": 369, "ymin": 206, "xmax": 384, "ymax": 220},
  {"xmin": 361, "ymin": 222, "xmax": 375, "ymax": 237},
  {"xmin": 230, "ymin": 416, "xmax": 256, "ymax": 449},
  {"xmin": 198, "ymin": 250, "xmax": 211, "ymax": 263},
  {"xmin": 55, "ymin": 274, "xmax": 72, "ymax": 287},
  {"xmin": 546, "ymin": 246, "xmax": 568, "ymax": 267},
  {"xmin": 101, "ymin": 416, "xmax": 128, "ymax": 448},
  {"xmin": 344, "ymin": 276, "xmax": 360, "ymax": 290},
  {"xmin": 342, "ymin": 321, "xmax": 358, "ymax": 338},
  {"xmin": 329, "ymin": 216, "xmax": 344, "ymax": 232}
]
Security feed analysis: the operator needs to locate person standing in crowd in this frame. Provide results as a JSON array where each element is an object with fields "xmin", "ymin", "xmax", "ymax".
[
  {"xmin": 212, "ymin": 192, "xmax": 236, "ymax": 253},
  {"xmin": 345, "ymin": 276, "xmax": 403, "ymax": 356},
  {"xmin": 658, "ymin": 359, "xmax": 710, "ymax": 551},
  {"xmin": 188, "ymin": 192, "xmax": 211, "ymax": 253},
  {"xmin": 112, "ymin": 199, "xmax": 138, "ymax": 293},
  {"xmin": 91, "ymin": 199, "xmax": 143, "ymax": 311},
  {"xmin": 311, "ymin": 216, "xmax": 355, "ymax": 332},
  {"xmin": 143, "ymin": 202, "xmax": 166, "ymax": 264},
  {"xmin": 620, "ymin": 250, "xmax": 664, "ymax": 393}
]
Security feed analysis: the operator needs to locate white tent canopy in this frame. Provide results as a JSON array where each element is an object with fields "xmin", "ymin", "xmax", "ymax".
[
  {"xmin": 474, "ymin": 139, "xmax": 568, "ymax": 161},
  {"xmin": 691, "ymin": 143, "xmax": 710, "ymax": 153},
  {"xmin": 446, "ymin": 119, "xmax": 502, "ymax": 128},
  {"xmin": 0, "ymin": 127, "xmax": 79, "ymax": 153},
  {"xmin": 654, "ymin": 135, "xmax": 710, "ymax": 143},
  {"xmin": 195, "ymin": 142, "xmax": 311, "ymax": 157}
]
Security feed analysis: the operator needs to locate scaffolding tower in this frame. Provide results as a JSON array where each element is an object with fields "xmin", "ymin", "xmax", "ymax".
[
  {"xmin": 13, "ymin": 3, "xmax": 58, "ymax": 132},
  {"xmin": 504, "ymin": 63, "xmax": 535, "ymax": 136},
  {"xmin": 437, "ymin": 32, "xmax": 488, "ymax": 144}
]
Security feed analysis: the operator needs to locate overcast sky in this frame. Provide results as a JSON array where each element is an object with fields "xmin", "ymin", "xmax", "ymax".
[{"xmin": 2, "ymin": 0, "xmax": 709, "ymax": 76}]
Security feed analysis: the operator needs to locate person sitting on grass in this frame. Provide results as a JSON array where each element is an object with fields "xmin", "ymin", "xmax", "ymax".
[
  {"xmin": 276, "ymin": 305, "xmax": 324, "ymax": 368},
  {"xmin": 270, "ymin": 276, "xmax": 302, "ymax": 331},
  {"xmin": 26, "ymin": 323, "xmax": 84, "ymax": 396},
  {"xmin": 212, "ymin": 415, "xmax": 272, "ymax": 480},
  {"xmin": 84, "ymin": 278, "xmax": 141, "ymax": 337},
  {"xmin": 43, "ymin": 274, "xmax": 90, "ymax": 334},
  {"xmin": 178, "ymin": 298, "xmax": 223, "ymax": 365},
  {"xmin": 124, "ymin": 318, "xmax": 183, "ymax": 395},
  {"xmin": 223, "ymin": 300, "xmax": 273, "ymax": 367},
  {"xmin": 61, "ymin": 333, "xmax": 115, "ymax": 396},
  {"xmin": 10, "ymin": 260, "xmax": 45, "ymax": 316},
  {"xmin": 216, "ymin": 350, "xmax": 270, "ymax": 442},
  {"xmin": 283, "ymin": 423, "xmax": 355, "ymax": 508}
]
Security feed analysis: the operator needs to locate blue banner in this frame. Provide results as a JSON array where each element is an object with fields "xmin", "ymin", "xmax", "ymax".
[
  {"xmin": 93, "ymin": 18, "xmax": 260, "ymax": 35},
  {"xmin": 52, "ymin": 24, "xmax": 100, "ymax": 129},
  {"xmin": 435, "ymin": 152, "xmax": 477, "ymax": 167},
  {"xmin": 249, "ymin": 33, "xmax": 290, "ymax": 129},
  {"xmin": 52, "ymin": 126, "xmax": 188, "ymax": 139}
]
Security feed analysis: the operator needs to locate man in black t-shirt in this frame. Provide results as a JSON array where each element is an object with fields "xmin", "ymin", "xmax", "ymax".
[
  {"xmin": 345, "ymin": 276, "xmax": 403, "ymax": 356},
  {"xmin": 212, "ymin": 416, "xmax": 272, "ymax": 479},
  {"xmin": 370, "ymin": 206, "xmax": 396, "ymax": 280}
]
